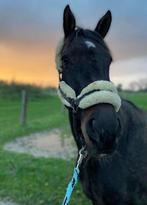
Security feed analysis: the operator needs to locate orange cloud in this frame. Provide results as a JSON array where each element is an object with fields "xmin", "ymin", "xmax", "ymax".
[{"xmin": 0, "ymin": 44, "xmax": 58, "ymax": 87}]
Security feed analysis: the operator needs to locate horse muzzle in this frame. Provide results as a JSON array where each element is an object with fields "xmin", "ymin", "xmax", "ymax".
[
  {"xmin": 57, "ymin": 79, "xmax": 122, "ymax": 158},
  {"xmin": 81, "ymin": 104, "xmax": 120, "ymax": 158}
]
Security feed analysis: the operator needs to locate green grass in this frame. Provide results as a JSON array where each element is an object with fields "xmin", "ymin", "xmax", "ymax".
[
  {"xmin": 0, "ymin": 96, "xmax": 68, "ymax": 146},
  {"xmin": 0, "ymin": 152, "xmax": 90, "ymax": 205},
  {"xmin": 120, "ymin": 91, "xmax": 147, "ymax": 110},
  {"xmin": 0, "ymin": 92, "xmax": 146, "ymax": 205},
  {"xmin": 0, "ymin": 96, "xmax": 90, "ymax": 205}
]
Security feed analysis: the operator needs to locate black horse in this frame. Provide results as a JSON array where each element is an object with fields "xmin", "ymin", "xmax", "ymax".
[{"xmin": 56, "ymin": 5, "xmax": 147, "ymax": 205}]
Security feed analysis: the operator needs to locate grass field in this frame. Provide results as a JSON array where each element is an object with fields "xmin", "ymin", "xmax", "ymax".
[{"xmin": 0, "ymin": 92, "xmax": 146, "ymax": 205}]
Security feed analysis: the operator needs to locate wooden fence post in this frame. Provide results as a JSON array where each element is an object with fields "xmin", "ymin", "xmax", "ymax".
[{"xmin": 20, "ymin": 90, "xmax": 28, "ymax": 125}]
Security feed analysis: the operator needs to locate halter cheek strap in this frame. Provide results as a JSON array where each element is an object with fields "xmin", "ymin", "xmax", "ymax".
[{"xmin": 58, "ymin": 80, "xmax": 121, "ymax": 112}]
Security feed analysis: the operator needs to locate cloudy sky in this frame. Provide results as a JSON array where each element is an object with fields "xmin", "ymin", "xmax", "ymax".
[{"xmin": 0, "ymin": 0, "xmax": 147, "ymax": 88}]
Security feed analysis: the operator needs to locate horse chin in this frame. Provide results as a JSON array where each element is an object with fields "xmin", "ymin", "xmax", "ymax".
[{"xmin": 85, "ymin": 142, "xmax": 117, "ymax": 160}]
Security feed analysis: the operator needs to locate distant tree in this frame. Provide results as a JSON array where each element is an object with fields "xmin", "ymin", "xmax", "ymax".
[
  {"xmin": 129, "ymin": 78, "xmax": 147, "ymax": 91},
  {"xmin": 117, "ymin": 83, "xmax": 123, "ymax": 92},
  {"xmin": 129, "ymin": 81, "xmax": 140, "ymax": 91},
  {"xmin": 0, "ymin": 80, "xmax": 57, "ymax": 98},
  {"xmin": 138, "ymin": 78, "xmax": 147, "ymax": 91}
]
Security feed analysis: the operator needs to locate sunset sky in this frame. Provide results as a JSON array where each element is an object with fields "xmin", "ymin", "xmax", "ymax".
[{"xmin": 0, "ymin": 0, "xmax": 147, "ymax": 88}]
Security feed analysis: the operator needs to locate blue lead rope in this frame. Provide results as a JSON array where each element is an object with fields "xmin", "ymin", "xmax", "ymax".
[
  {"xmin": 61, "ymin": 147, "xmax": 87, "ymax": 205},
  {"xmin": 61, "ymin": 167, "xmax": 79, "ymax": 205}
]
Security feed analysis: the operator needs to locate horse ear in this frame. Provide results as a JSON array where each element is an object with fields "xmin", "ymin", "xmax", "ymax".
[
  {"xmin": 63, "ymin": 5, "xmax": 76, "ymax": 38},
  {"xmin": 95, "ymin": 10, "xmax": 112, "ymax": 38}
]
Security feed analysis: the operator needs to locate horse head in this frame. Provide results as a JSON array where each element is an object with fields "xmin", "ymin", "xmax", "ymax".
[{"xmin": 56, "ymin": 5, "xmax": 122, "ymax": 159}]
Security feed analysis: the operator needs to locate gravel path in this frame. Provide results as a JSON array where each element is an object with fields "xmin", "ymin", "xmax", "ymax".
[
  {"xmin": 4, "ymin": 129, "xmax": 77, "ymax": 159},
  {"xmin": 0, "ymin": 201, "xmax": 18, "ymax": 205}
]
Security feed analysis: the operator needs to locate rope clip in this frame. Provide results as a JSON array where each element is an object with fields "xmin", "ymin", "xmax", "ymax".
[{"xmin": 76, "ymin": 147, "xmax": 87, "ymax": 169}]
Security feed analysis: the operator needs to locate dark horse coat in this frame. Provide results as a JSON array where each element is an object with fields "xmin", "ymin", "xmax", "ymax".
[
  {"xmin": 57, "ymin": 5, "xmax": 147, "ymax": 205},
  {"xmin": 69, "ymin": 101, "xmax": 147, "ymax": 205}
]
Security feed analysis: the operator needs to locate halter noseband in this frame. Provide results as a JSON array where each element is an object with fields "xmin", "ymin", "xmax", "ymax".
[
  {"xmin": 55, "ymin": 39, "xmax": 121, "ymax": 113},
  {"xmin": 58, "ymin": 80, "xmax": 121, "ymax": 112}
]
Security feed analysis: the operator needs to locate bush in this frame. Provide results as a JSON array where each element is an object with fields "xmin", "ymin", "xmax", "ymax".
[{"xmin": 0, "ymin": 80, "xmax": 57, "ymax": 99}]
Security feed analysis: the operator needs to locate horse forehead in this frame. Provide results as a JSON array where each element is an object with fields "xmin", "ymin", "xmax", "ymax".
[{"xmin": 85, "ymin": 40, "xmax": 96, "ymax": 49}]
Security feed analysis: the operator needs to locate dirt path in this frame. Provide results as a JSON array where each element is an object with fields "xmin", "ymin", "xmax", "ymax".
[
  {"xmin": 0, "ymin": 201, "xmax": 17, "ymax": 205},
  {"xmin": 4, "ymin": 129, "xmax": 77, "ymax": 159}
]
